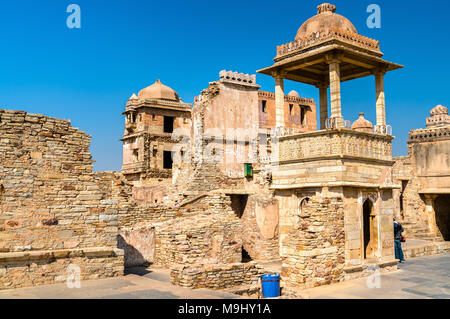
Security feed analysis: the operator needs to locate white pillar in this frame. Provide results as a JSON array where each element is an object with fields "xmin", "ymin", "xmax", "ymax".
[
  {"xmin": 375, "ymin": 71, "xmax": 386, "ymax": 127},
  {"xmin": 328, "ymin": 61, "xmax": 343, "ymax": 127},
  {"xmin": 275, "ymin": 76, "xmax": 285, "ymax": 128}
]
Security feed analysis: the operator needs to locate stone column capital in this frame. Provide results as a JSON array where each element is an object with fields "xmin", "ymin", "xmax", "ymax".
[
  {"xmin": 315, "ymin": 81, "xmax": 329, "ymax": 89},
  {"xmin": 325, "ymin": 53, "xmax": 344, "ymax": 65},
  {"xmin": 272, "ymin": 70, "xmax": 288, "ymax": 79},
  {"xmin": 424, "ymin": 194, "xmax": 439, "ymax": 200},
  {"xmin": 372, "ymin": 65, "xmax": 388, "ymax": 76}
]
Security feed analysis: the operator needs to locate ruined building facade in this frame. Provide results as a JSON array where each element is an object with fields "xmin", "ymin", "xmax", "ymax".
[
  {"xmin": 393, "ymin": 105, "xmax": 450, "ymax": 242},
  {"xmin": 0, "ymin": 3, "xmax": 448, "ymax": 292}
]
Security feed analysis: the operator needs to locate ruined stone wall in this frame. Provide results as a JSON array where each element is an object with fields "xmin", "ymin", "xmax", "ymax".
[
  {"xmin": 118, "ymin": 193, "xmax": 244, "ymax": 268},
  {"xmin": 281, "ymin": 195, "xmax": 345, "ymax": 288},
  {"xmin": 239, "ymin": 195, "xmax": 279, "ymax": 261},
  {"xmin": 170, "ymin": 262, "xmax": 263, "ymax": 289},
  {"xmin": 0, "ymin": 109, "xmax": 123, "ymax": 289},
  {"xmin": 118, "ymin": 225, "xmax": 155, "ymax": 267},
  {"xmin": 393, "ymin": 156, "xmax": 429, "ymax": 238},
  {"xmin": 153, "ymin": 213, "xmax": 242, "ymax": 267}
]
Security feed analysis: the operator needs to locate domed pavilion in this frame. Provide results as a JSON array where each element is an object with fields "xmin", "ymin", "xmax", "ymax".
[{"xmin": 258, "ymin": 3, "xmax": 403, "ymax": 130}]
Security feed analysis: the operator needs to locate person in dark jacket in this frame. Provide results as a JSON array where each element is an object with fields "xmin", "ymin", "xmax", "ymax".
[{"xmin": 394, "ymin": 218, "xmax": 405, "ymax": 262}]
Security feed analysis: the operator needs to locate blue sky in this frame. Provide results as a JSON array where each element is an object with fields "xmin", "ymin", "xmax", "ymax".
[{"xmin": 0, "ymin": 0, "xmax": 448, "ymax": 171}]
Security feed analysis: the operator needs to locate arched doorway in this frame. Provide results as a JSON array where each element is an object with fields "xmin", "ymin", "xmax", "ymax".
[
  {"xmin": 434, "ymin": 195, "xmax": 450, "ymax": 241},
  {"xmin": 363, "ymin": 199, "xmax": 377, "ymax": 260}
]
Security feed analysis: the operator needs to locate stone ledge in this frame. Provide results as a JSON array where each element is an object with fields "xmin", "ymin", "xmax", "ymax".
[
  {"xmin": 403, "ymin": 241, "xmax": 450, "ymax": 259},
  {"xmin": 344, "ymin": 259, "xmax": 397, "ymax": 274},
  {"xmin": 0, "ymin": 247, "xmax": 123, "ymax": 264}
]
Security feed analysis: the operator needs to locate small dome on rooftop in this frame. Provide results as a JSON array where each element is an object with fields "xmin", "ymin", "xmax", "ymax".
[
  {"xmin": 352, "ymin": 113, "xmax": 373, "ymax": 133},
  {"xmin": 288, "ymin": 90, "xmax": 300, "ymax": 97},
  {"xmin": 295, "ymin": 3, "xmax": 358, "ymax": 41},
  {"xmin": 430, "ymin": 105, "xmax": 448, "ymax": 116},
  {"xmin": 138, "ymin": 79, "xmax": 179, "ymax": 101}
]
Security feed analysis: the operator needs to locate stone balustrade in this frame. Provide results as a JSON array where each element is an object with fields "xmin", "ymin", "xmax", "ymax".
[{"xmin": 276, "ymin": 129, "xmax": 393, "ymax": 163}]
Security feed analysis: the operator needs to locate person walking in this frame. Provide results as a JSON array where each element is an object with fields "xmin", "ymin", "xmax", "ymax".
[{"xmin": 394, "ymin": 218, "xmax": 406, "ymax": 263}]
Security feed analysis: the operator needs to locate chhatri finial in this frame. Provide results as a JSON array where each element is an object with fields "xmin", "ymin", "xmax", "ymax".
[{"xmin": 317, "ymin": 3, "xmax": 336, "ymax": 14}]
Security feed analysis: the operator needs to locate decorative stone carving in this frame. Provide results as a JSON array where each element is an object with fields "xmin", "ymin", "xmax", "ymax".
[
  {"xmin": 426, "ymin": 105, "xmax": 450, "ymax": 128},
  {"xmin": 219, "ymin": 70, "xmax": 259, "ymax": 87}
]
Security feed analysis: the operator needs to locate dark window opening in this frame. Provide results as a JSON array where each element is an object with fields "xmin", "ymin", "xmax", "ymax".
[
  {"xmin": 434, "ymin": 195, "xmax": 450, "ymax": 241},
  {"xmin": 300, "ymin": 197, "xmax": 310, "ymax": 214},
  {"xmin": 300, "ymin": 106, "xmax": 305, "ymax": 124},
  {"xmin": 229, "ymin": 194, "xmax": 248, "ymax": 218},
  {"xmin": 242, "ymin": 247, "xmax": 252, "ymax": 263},
  {"xmin": 363, "ymin": 199, "xmax": 375, "ymax": 260},
  {"xmin": 289, "ymin": 104, "xmax": 293, "ymax": 114},
  {"xmin": 152, "ymin": 114, "xmax": 156, "ymax": 121},
  {"xmin": 163, "ymin": 151, "xmax": 173, "ymax": 169},
  {"xmin": 261, "ymin": 100, "xmax": 267, "ymax": 113},
  {"xmin": 400, "ymin": 180, "xmax": 408, "ymax": 215},
  {"xmin": 132, "ymin": 149, "xmax": 139, "ymax": 162},
  {"xmin": 164, "ymin": 116, "xmax": 174, "ymax": 133}
]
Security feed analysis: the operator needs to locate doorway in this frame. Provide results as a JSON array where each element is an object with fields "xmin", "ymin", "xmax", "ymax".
[
  {"xmin": 163, "ymin": 151, "xmax": 173, "ymax": 169},
  {"xmin": 363, "ymin": 199, "xmax": 376, "ymax": 260},
  {"xmin": 229, "ymin": 194, "xmax": 248, "ymax": 218},
  {"xmin": 434, "ymin": 195, "xmax": 450, "ymax": 241}
]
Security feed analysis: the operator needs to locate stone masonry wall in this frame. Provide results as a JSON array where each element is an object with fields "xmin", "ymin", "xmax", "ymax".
[
  {"xmin": 281, "ymin": 195, "xmax": 345, "ymax": 288},
  {"xmin": 240, "ymin": 195, "xmax": 279, "ymax": 261},
  {"xmin": 393, "ymin": 156, "xmax": 429, "ymax": 238},
  {"xmin": 170, "ymin": 262, "xmax": 263, "ymax": 289},
  {"xmin": 0, "ymin": 109, "xmax": 123, "ymax": 289},
  {"xmin": 153, "ymin": 206, "xmax": 243, "ymax": 267}
]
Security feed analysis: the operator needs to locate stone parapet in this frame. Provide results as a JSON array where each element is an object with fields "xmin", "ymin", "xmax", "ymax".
[
  {"xmin": 272, "ymin": 129, "xmax": 394, "ymax": 189},
  {"xmin": 408, "ymin": 126, "xmax": 450, "ymax": 143},
  {"xmin": 219, "ymin": 70, "xmax": 260, "ymax": 88},
  {"xmin": 276, "ymin": 129, "xmax": 393, "ymax": 164}
]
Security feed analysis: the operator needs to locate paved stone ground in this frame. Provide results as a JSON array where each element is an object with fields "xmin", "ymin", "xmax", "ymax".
[
  {"xmin": 0, "ymin": 254, "xmax": 448, "ymax": 299},
  {"xmin": 299, "ymin": 253, "xmax": 450, "ymax": 299},
  {"xmin": 0, "ymin": 266, "xmax": 240, "ymax": 299}
]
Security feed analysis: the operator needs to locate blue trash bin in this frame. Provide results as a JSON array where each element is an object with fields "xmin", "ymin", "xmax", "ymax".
[{"xmin": 261, "ymin": 274, "xmax": 280, "ymax": 298}]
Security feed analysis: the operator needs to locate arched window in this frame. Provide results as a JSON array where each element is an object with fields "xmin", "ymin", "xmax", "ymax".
[{"xmin": 299, "ymin": 197, "xmax": 310, "ymax": 214}]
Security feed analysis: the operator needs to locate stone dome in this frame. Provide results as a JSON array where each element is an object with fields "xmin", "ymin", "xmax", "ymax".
[
  {"xmin": 288, "ymin": 90, "xmax": 300, "ymax": 97},
  {"xmin": 352, "ymin": 113, "xmax": 373, "ymax": 133},
  {"xmin": 295, "ymin": 3, "xmax": 358, "ymax": 41},
  {"xmin": 138, "ymin": 79, "xmax": 179, "ymax": 101},
  {"xmin": 430, "ymin": 105, "xmax": 448, "ymax": 116}
]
